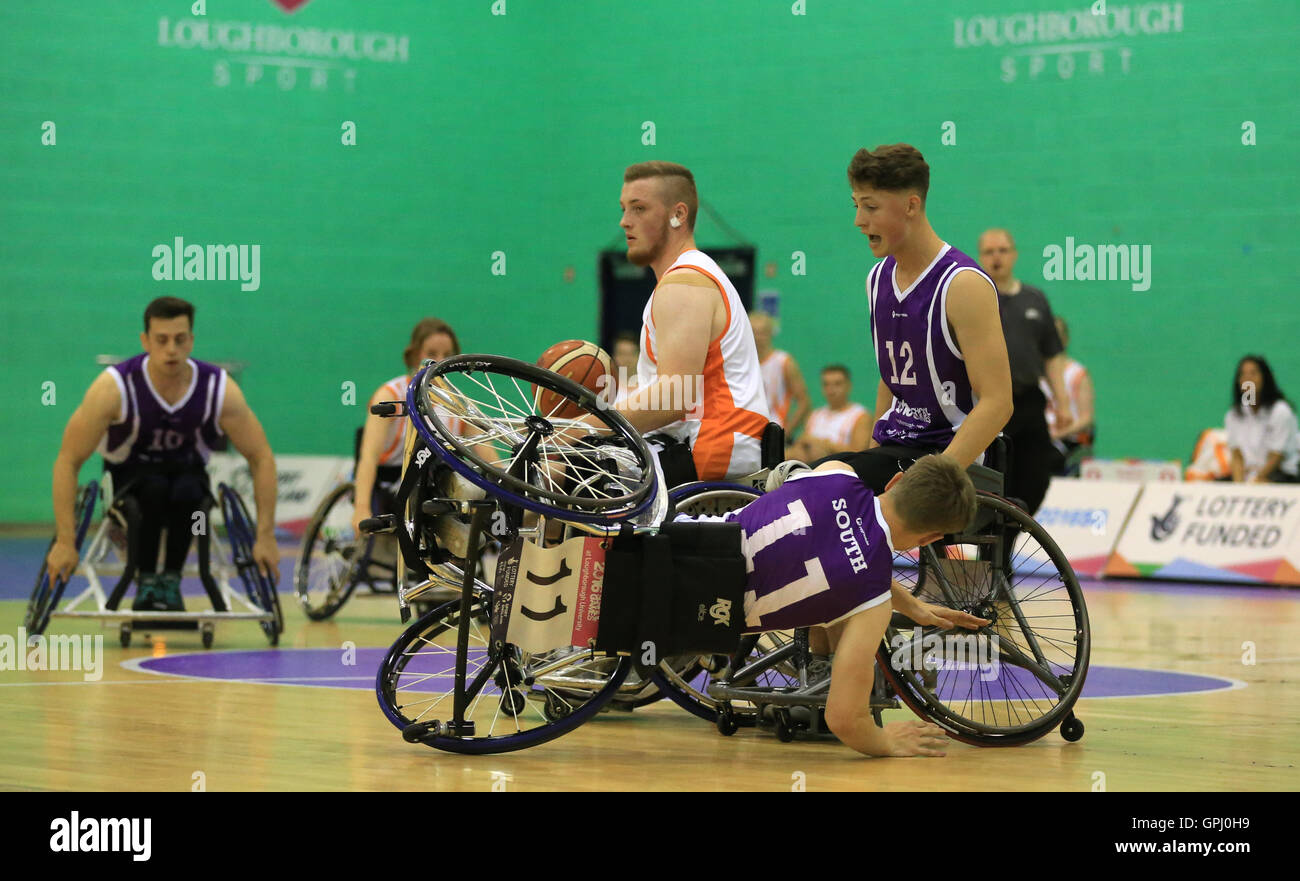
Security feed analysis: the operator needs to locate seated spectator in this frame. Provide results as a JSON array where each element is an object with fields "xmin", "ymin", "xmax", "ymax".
[
  {"xmin": 1225, "ymin": 354, "xmax": 1299, "ymax": 483},
  {"xmin": 1039, "ymin": 316, "xmax": 1095, "ymax": 475},
  {"xmin": 611, "ymin": 330, "xmax": 641, "ymax": 403},
  {"xmin": 750, "ymin": 311, "xmax": 811, "ymax": 437},
  {"xmin": 1185, "ymin": 427, "xmax": 1231, "ymax": 481},
  {"xmin": 788, "ymin": 365, "xmax": 870, "ymax": 462}
]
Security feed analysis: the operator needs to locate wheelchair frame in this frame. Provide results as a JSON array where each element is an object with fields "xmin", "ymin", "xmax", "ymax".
[
  {"xmin": 371, "ymin": 354, "xmax": 1089, "ymax": 754},
  {"xmin": 29, "ymin": 472, "xmax": 282, "ymax": 649}
]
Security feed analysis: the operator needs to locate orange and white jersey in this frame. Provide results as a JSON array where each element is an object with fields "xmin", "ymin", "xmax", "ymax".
[
  {"xmin": 1041, "ymin": 359, "xmax": 1093, "ymax": 445},
  {"xmin": 638, "ymin": 249, "xmax": 771, "ymax": 480},
  {"xmin": 1185, "ymin": 427, "xmax": 1230, "ymax": 481},
  {"xmin": 374, "ymin": 373, "xmax": 468, "ymax": 467},
  {"xmin": 375, "ymin": 374, "xmax": 413, "ymax": 467},
  {"xmin": 806, "ymin": 403, "xmax": 868, "ymax": 448},
  {"xmin": 761, "ymin": 350, "xmax": 792, "ymax": 428}
]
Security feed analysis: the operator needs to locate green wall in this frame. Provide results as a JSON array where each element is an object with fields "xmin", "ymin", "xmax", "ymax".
[{"xmin": 3, "ymin": 0, "xmax": 1298, "ymax": 522}]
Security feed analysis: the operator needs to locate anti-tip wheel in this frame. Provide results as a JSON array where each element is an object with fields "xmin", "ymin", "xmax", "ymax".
[
  {"xmin": 1061, "ymin": 715, "xmax": 1085, "ymax": 742},
  {"xmin": 119, "ymin": 624, "xmax": 131, "ymax": 648},
  {"xmin": 773, "ymin": 708, "xmax": 795, "ymax": 743},
  {"xmin": 716, "ymin": 706, "xmax": 738, "ymax": 737},
  {"xmin": 201, "ymin": 625, "xmax": 215, "ymax": 649}
]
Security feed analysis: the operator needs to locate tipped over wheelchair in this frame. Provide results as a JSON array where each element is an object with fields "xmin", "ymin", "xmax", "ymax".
[{"xmin": 368, "ymin": 353, "xmax": 1089, "ymax": 754}]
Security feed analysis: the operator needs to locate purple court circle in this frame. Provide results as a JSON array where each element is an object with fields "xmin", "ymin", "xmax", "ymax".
[{"xmin": 123, "ymin": 648, "xmax": 1245, "ymax": 700}]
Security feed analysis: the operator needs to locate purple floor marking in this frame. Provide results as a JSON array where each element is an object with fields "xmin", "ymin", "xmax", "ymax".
[{"xmin": 130, "ymin": 647, "xmax": 1240, "ymax": 700}]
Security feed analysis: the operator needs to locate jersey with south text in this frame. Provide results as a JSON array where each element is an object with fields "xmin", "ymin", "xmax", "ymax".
[
  {"xmin": 724, "ymin": 470, "xmax": 895, "ymax": 632},
  {"xmin": 869, "ymin": 244, "xmax": 994, "ymax": 449}
]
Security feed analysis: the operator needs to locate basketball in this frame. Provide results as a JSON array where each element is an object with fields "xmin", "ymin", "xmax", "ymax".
[{"xmin": 534, "ymin": 340, "xmax": 613, "ymax": 419}]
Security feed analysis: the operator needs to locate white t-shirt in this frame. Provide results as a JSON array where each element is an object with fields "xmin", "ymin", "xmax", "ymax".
[{"xmin": 1224, "ymin": 400, "xmax": 1300, "ymax": 478}]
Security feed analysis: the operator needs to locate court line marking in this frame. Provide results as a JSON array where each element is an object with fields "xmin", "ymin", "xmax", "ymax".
[
  {"xmin": 120, "ymin": 654, "xmax": 385, "ymax": 692},
  {"xmin": 1076, "ymin": 708, "xmax": 1284, "ymax": 727},
  {"xmin": 115, "ymin": 652, "xmax": 1250, "ymax": 700},
  {"xmin": 0, "ymin": 678, "xmax": 208, "ymax": 687}
]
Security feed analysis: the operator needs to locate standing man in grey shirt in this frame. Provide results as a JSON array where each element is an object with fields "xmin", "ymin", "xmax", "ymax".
[{"xmin": 978, "ymin": 229, "xmax": 1084, "ymax": 514}]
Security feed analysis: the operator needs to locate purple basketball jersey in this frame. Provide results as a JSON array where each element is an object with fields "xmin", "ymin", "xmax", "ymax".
[
  {"xmin": 726, "ymin": 471, "xmax": 894, "ymax": 632},
  {"xmin": 99, "ymin": 354, "xmax": 228, "ymax": 472},
  {"xmin": 869, "ymin": 244, "xmax": 994, "ymax": 449}
]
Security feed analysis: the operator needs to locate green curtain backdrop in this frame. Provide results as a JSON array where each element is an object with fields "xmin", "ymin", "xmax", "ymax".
[{"xmin": 3, "ymin": 0, "xmax": 1297, "ymax": 521}]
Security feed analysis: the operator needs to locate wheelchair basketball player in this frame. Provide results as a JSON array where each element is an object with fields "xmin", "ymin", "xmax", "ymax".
[
  {"xmin": 814, "ymin": 145, "xmax": 1014, "ymax": 491},
  {"xmin": 45, "ymin": 297, "xmax": 279, "ymax": 612},
  {"xmin": 680, "ymin": 455, "xmax": 988, "ymax": 757},
  {"xmin": 607, "ymin": 161, "xmax": 772, "ymax": 485}
]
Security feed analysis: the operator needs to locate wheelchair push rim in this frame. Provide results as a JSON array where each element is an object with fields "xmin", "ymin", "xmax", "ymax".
[
  {"xmin": 219, "ymin": 483, "xmax": 283, "ymax": 644},
  {"xmin": 376, "ymin": 594, "xmax": 632, "ymax": 754},
  {"xmin": 407, "ymin": 354, "xmax": 658, "ymax": 525},
  {"xmin": 294, "ymin": 481, "xmax": 375, "ymax": 620},
  {"xmin": 26, "ymin": 482, "xmax": 100, "ymax": 636},
  {"xmin": 881, "ymin": 491, "xmax": 1091, "ymax": 746}
]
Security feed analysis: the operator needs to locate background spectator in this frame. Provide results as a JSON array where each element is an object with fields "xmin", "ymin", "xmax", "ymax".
[
  {"xmin": 978, "ymin": 228, "xmax": 1079, "ymax": 513},
  {"xmin": 789, "ymin": 364, "xmax": 870, "ymax": 462},
  {"xmin": 1226, "ymin": 354, "xmax": 1300, "ymax": 483},
  {"xmin": 750, "ymin": 311, "xmax": 811, "ymax": 438},
  {"xmin": 1040, "ymin": 316, "xmax": 1095, "ymax": 475}
]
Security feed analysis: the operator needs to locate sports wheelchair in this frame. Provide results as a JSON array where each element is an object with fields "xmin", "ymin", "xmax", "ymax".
[
  {"xmin": 26, "ymin": 472, "xmax": 283, "ymax": 649},
  {"xmin": 370, "ymin": 355, "xmax": 1089, "ymax": 754},
  {"xmin": 293, "ymin": 428, "xmax": 416, "ymax": 620}
]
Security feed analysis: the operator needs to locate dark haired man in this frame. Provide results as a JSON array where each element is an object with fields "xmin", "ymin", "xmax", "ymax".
[
  {"xmin": 46, "ymin": 297, "xmax": 279, "ymax": 611},
  {"xmin": 813, "ymin": 145, "xmax": 1013, "ymax": 494}
]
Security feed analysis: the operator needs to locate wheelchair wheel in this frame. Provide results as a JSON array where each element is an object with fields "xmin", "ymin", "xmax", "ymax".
[
  {"xmin": 879, "ymin": 491, "xmax": 1090, "ymax": 747},
  {"xmin": 376, "ymin": 593, "xmax": 631, "ymax": 754},
  {"xmin": 649, "ymin": 481, "xmax": 762, "ymax": 721},
  {"xmin": 219, "ymin": 483, "xmax": 284, "ymax": 645},
  {"xmin": 26, "ymin": 482, "xmax": 99, "ymax": 636},
  {"xmin": 407, "ymin": 354, "xmax": 657, "ymax": 525},
  {"xmin": 295, "ymin": 482, "xmax": 369, "ymax": 620}
]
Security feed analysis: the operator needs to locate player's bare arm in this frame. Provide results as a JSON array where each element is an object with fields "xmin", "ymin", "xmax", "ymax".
[
  {"xmin": 46, "ymin": 372, "xmax": 122, "ymax": 581},
  {"xmin": 867, "ymin": 378, "xmax": 893, "ymax": 451},
  {"xmin": 943, "ymin": 271, "xmax": 1013, "ymax": 467},
  {"xmin": 220, "ymin": 379, "xmax": 280, "ymax": 579},
  {"xmin": 823, "ymin": 601, "xmax": 948, "ymax": 757},
  {"xmin": 612, "ymin": 270, "xmax": 717, "ymax": 434},
  {"xmin": 353, "ymin": 387, "xmax": 392, "ymax": 533},
  {"xmin": 890, "ymin": 579, "xmax": 990, "ymax": 631}
]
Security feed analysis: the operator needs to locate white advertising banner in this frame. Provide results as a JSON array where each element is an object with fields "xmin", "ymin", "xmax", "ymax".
[
  {"xmin": 1031, "ymin": 478, "xmax": 1141, "ymax": 578},
  {"xmin": 1104, "ymin": 482, "xmax": 1300, "ymax": 585},
  {"xmin": 206, "ymin": 454, "xmax": 352, "ymax": 537},
  {"xmin": 1080, "ymin": 458, "xmax": 1182, "ymax": 482}
]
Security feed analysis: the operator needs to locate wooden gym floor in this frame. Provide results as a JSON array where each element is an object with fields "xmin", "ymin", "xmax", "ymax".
[{"xmin": 1, "ymin": 538, "xmax": 1297, "ymax": 792}]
